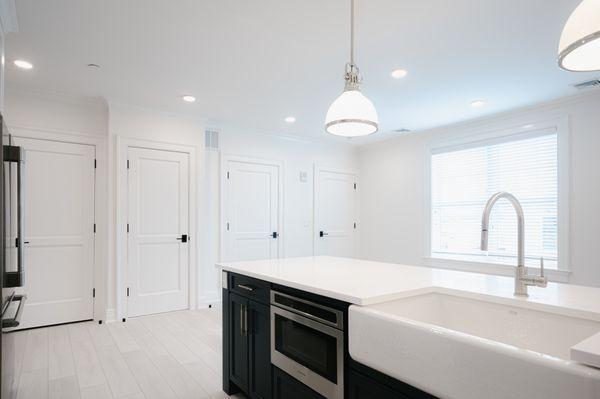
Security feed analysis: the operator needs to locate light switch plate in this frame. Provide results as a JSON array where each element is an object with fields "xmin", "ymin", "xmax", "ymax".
[{"xmin": 299, "ymin": 171, "xmax": 308, "ymax": 183}]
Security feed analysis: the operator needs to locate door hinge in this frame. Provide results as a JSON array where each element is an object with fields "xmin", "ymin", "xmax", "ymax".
[
  {"xmin": 93, "ymin": 223, "xmax": 96, "ymax": 233},
  {"xmin": 226, "ymin": 222, "xmax": 230, "ymax": 231},
  {"xmin": 354, "ymin": 182, "xmax": 357, "ymax": 190},
  {"xmin": 127, "ymin": 223, "xmax": 130, "ymax": 233},
  {"xmin": 127, "ymin": 160, "xmax": 130, "ymax": 169},
  {"xmin": 93, "ymin": 288, "xmax": 96, "ymax": 298},
  {"xmin": 354, "ymin": 222, "xmax": 357, "ymax": 229},
  {"xmin": 126, "ymin": 287, "xmax": 130, "ymax": 297},
  {"xmin": 94, "ymin": 159, "xmax": 97, "ymax": 169},
  {"xmin": 226, "ymin": 171, "xmax": 230, "ymax": 179}
]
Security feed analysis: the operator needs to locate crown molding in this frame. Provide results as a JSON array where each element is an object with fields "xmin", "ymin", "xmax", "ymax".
[
  {"xmin": 360, "ymin": 89, "xmax": 600, "ymax": 150},
  {"xmin": 0, "ymin": 0, "xmax": 18, "ymax": 36}
]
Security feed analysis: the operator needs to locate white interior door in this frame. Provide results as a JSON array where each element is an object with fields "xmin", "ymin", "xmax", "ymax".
[
  {"xmin": 314, "ymin": 167, "xmax": 357, "ymax": 257},
  {"xmin": 14, "ymin": 137, "xmax": 95, "ymax": 329},
  {"xmin": 224, "ymin": 158, "xmax": 280, "ymax": 261},
  {"xmin": 127, "ymin": 147, "xmax": 190, "ymax": 317}
]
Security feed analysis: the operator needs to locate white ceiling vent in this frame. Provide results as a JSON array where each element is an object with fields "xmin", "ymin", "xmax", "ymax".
[
  {"xmin": 572, "ymin": 78, "xmax": 600, "ymax": 91},
  {"xmin": 205, "ymin": 129, "xmax": 220, "ymax": 150}
]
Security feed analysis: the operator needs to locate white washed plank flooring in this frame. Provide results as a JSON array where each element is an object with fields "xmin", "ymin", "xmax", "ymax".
[{"xmin": 12, "ymin": 307, "xmax": 246, "ymax": 399}]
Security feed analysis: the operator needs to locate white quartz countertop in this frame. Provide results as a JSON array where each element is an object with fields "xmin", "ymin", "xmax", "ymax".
[{"xmin": 217, "ymin": 256, "xmax": 600, "ymax": 321}]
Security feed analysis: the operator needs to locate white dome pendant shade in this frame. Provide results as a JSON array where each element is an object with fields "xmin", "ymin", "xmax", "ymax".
[
  {"xmin": 325, "ymin": 0, "xmax": 378, "ymax": 137},
  {"xmin": 558, "ymin": 0, "xmax": 600, "ymax": 71},
  {"xmin": 325, "ymin": 65, "xmax": 379, "ymax": 137}
]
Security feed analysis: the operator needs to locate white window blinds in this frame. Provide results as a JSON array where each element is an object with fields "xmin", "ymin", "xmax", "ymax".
[{"xmin": 431, "ymin": 130, "xmax": 558, "ymax": 269}]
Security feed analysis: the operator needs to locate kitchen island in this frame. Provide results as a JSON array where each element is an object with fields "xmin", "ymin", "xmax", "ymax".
[{"xmin": 218, "ymin": 256, "xmax": 600, "ymax": 399}]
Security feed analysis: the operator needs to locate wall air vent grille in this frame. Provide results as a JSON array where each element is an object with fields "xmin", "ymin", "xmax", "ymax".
[
  {"xmin": 572, "ymin": 78, "xmax": 600, "ymax": 90},
  {"xmin": 205, "ymin": 129, "xmax": 220, "ymax": 150}
]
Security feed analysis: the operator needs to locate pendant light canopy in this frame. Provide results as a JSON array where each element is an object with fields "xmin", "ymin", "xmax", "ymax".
[
  {"xmin": 325, "ymin": 0, "xmax": 378, "ymax": 137},
  {"xmin": 558, "ymin": 0, "xmax": 600, "ymax": 72}
]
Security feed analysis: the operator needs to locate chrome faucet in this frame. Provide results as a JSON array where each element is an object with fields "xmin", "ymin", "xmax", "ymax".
[{"xmin": 480, "ymin": 192, "xmax": 547, "ymax": 297}]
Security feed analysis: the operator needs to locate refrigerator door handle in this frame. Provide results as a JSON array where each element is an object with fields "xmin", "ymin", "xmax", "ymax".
[
  {"xmin": 16, "ymin": 151, "xmax": 23, "ymax": 283},
  {"xmin": 4, "ymin": 144, "xmax": 25, "ymax": 287}
]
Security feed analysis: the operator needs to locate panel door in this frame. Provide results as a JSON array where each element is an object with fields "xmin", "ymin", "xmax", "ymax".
[
  {"xmin": 127, "ymin": 147, "xmax": 190, "ymax": 317},
  {"xmin": 315, "ymin": 168, "xmax": 356, "ymax": 257},
  {"xmin": 248, "ymin": 300, "xmax": 271, "ymax": 399},
  {"xmin": 224, "ymin": 159, "xmax": 280, "ymax": 261},
  {"xmin": 13, "ymin": 137, "xmax": 95, "ymax": 329},
  {"xmin": 229, "ymin": 293, "xmax": 249, "ymax": 392}
]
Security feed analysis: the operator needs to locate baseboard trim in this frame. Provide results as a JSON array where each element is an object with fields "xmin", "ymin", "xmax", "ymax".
[{"xmin": 105, "ymin": 308, "xmax": 117, "ymax": 323}]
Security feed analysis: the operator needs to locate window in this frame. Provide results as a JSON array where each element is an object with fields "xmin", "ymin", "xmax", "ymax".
[{"xmin": 430, "ymin": 129, "xmax": 559, "ymax": 269}]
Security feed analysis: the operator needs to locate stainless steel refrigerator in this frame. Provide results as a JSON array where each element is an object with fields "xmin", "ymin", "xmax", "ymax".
[{"xmin": 1, "ymin": 114, "xmax": 26, "ymax": 399}]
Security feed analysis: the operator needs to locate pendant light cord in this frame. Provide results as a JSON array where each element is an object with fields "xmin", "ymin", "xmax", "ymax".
[
  {"xmin": 350, "ymin": 0, "xmax": 355, "ymax": 65},
  {"xmin": 344, "ymin": 0, "xmax": 360, "ymax": 89}
]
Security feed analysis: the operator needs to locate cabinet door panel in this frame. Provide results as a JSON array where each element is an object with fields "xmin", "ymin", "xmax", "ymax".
[
  {"xmin": 229, "ymin": 293, "xmax": 249, "ymax": 391},
  {"xmin": 248, "ymin": 301, "xmax": 271, "ymax": 399},
  {"xmin": 348, "ymin": 369, "xmax": 408, "ymax": 399},
  {"xmin": 272, "ymin": 367, "xmax": 325, "ymax": 399}
]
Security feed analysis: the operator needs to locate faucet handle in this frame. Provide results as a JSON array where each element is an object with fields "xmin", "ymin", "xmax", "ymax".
[{"xmin": 540, "ymin": 257, "xmax": 544, "ymax": 278}]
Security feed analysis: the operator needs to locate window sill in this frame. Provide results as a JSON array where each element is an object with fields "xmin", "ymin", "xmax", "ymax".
[{"xmin": 422, "ymin": 257, "xmax": 571, "ymax": 283}]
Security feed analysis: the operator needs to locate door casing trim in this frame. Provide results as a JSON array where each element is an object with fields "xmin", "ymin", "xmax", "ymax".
[
  {"xmin": 116, "ymin": 136, "xmax": 197, "ymax": 320},
  {"xmin": 220, "ymin": 154, "xmax": 285, "ymax": 262},
  {"xmin": 6, "ymin": 125, "xmax": 105, "ymax": 323},
  {"xmin": 313, "ymin": 165, "xmax": 359, "ymax": 257}
]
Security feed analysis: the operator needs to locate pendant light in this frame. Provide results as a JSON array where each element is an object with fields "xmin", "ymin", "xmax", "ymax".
[
  {"xmin": 325, "ymin": 0, "xmax": 378, "ymax": 137},
  {"xmin": 558, "ymin": 0, "xmax": 600, "ymax": 72}
]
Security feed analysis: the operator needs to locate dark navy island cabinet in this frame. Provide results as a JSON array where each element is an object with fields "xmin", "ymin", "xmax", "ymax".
[
  {"xmin": 347, "ymin": 361, "xmax": 437, "ymax": 399},
  {"xmin": 272, "ymin": 367, "xmax": 326, "ymax": 399},
  {"xmin": 222, "ymin": 271, "xmax": 437, "ymax": 399},
  {"xmin": 223, "ymin": 274, "xmax": 271, "ymax": 399}
]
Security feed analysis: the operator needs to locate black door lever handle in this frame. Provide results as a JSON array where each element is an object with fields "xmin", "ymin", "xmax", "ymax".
[{"xmin": 176, "ymin": 234, "xmax": 188, "ymax": 243}]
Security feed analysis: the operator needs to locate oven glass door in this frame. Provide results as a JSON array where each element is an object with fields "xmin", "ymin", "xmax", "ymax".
[{"xmin": 273, "ymin": 308, "xmax": 340, "ymax": 383}]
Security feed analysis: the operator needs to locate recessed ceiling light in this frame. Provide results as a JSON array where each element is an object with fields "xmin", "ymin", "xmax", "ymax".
[
  {"xmin": 182, "ymin": 95, "xmax": 196, "ymax": 103},
  {"xmin": 392, "ymin": 128, "xmax": 411, "ymax": 134},
  {"xmin": 14, "ymin": 60, "xmax": 33, "ymax": 70},
  {"xmin": 87, "ymin": 63, "xmax": 101, "ymax": 69},
  {"xmin": 390, "ymin": 69, "xmax": 408, "ymax": 79},
  {"xmin": 285, "ymin": 116, "xmax": 296, "ymax": 123},
  {"xmin": 471, "ymin": 100, "xmax": 485, "ymax": 108},
  {"xmin": 522, "ymin": 124, "xmax": 535, "ymax": 129}
]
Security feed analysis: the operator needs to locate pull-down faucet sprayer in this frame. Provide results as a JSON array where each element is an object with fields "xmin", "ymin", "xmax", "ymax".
[{"xmin": 481, "ymin": 192, "xmax": 547, "ymax": 297}]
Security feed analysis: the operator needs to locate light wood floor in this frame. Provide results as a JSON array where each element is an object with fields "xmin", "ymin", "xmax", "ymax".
[{"xmin": 11, "ymin": 307, "xmax": 246, "ymax": 399}]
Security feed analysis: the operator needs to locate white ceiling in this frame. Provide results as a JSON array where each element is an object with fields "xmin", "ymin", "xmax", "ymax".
[{"xmin": 5, "ymin": 0, "xmax": 598, "ymax": 144}]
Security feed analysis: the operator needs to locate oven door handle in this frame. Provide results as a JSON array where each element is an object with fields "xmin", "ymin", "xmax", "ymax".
[
  {"xmin": 271, "ymin": 305, "xmax": 343, "ymax": 341},
  {"xmin": 2, "ymin": 294, "xmax": 27, "ymax": 329}
]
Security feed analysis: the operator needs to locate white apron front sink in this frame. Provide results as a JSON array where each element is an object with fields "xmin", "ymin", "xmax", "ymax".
[{"xmin": 349, "ymin": 291, "xmax": 600, "ymax": 399}]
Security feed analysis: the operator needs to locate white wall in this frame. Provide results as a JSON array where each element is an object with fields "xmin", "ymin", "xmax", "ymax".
[
  {"xmin": 358, "ymin": 90, "xmax": 600, "ymax": 287},
  {"xmin": 200, "ymin": 127, "xmax": 359, "ymax": 303},
  {"xmin": 3, "ymin": 89, "xmax": 359, "ymax": 318},
  {"xmin": 5, "ymin": 90, "xmax": 108, "ymax": 136}
]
